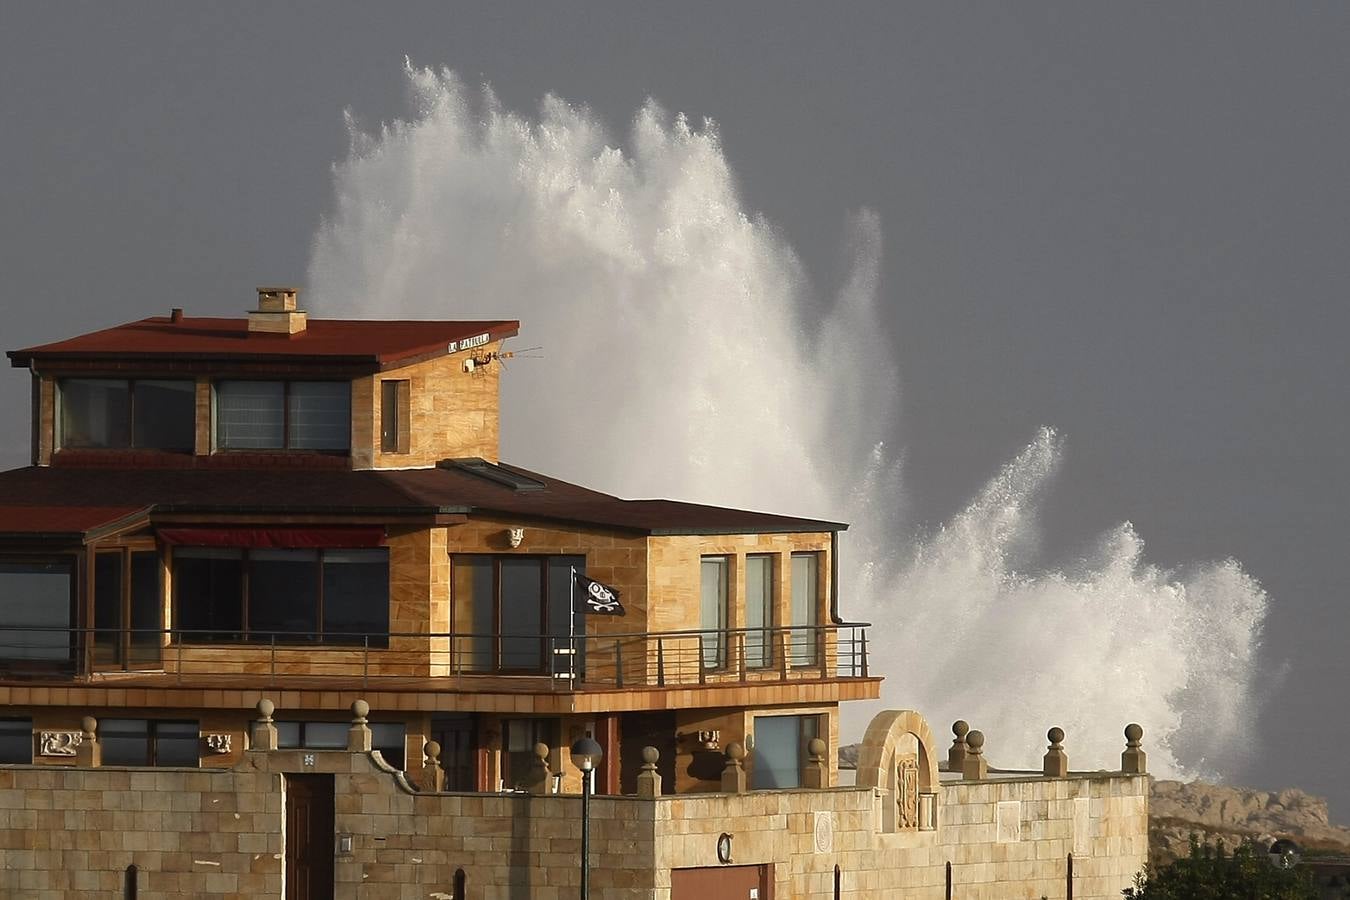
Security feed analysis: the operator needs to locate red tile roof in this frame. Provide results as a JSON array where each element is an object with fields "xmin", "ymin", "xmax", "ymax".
[
  {"xmin": 7, "ymin": 316, "xmax": 519, "ymax": 369},
  {"xmin": 0, "ymin": 462, "xmax": 846, "ymax": 538},
  {"xmin": 0, "ymin": 505, "xmax": 147, "ymax": 540}
]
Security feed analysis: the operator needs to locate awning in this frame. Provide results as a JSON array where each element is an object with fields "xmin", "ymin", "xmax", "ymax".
[{"xmin": 155, "ymin": 527, "xmax": 386, "ymax": 548}]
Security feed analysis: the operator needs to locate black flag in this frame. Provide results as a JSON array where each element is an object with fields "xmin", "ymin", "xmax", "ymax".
[{"xmin": 574, "ymin": 572, "xmax": 625, "ymax": 616}]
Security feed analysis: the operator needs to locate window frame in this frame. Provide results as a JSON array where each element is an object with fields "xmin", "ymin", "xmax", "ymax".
[
  {"xmin": 0, "ymin": 717, "xmax": 34, "ymax": 764},
  {"xmin": 92, "ymin": 547, "xmax": 163, "ymax": 672},
  {"xmin": 171, "ymin": 546, "xmax": 390, "ymax": 646},
  {"xmin": 380, "ymin": 379, "xmax": 411, "ymax": 454},
  {"xmin": 699, "ymin": 555, "xmax": 730, "ymax": 670},
  {"xmin": 0, "ymin": 556, "xmax": 78, "ymax": 672},
  {"xmin": 449, "ymin": 555, "xmax": 585, "ymax": 675},
  {"xmin": 57, "ymin": 377, "xmax": 196, "ymax": 453},
  {"xmin": 749, "ymin": 713, "xmax": 821, "ymax": 790},
  {"xmin": 790, "ymin": 551, "xmax": 822, "ymax": 667},
  {"xmin": 276, "ymin": 719, "xmax": 406, "ymax": 768},
  {"xmin": 744, "ymin": 554, "xmax": 775, "ymax": 669},
  {"xmin": 98, "ymin": 718, "xmax": 200, "ymax": 768},
  {"xmin": 213, "ymin": 379, "xmax": 352, "ymax": 453}
]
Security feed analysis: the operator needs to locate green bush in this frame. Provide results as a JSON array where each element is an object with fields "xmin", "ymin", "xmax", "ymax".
[{"xmin": 1123, "ymin": 835, "xmax": 1318, "ymax": 899}]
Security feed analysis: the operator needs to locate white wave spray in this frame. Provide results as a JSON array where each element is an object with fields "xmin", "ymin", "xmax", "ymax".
[{"xmin": 309, "ymin": 63, "xmax": 1268, "ymax": 779}]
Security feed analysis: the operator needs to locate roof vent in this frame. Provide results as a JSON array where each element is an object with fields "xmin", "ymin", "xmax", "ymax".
[
  {"xmin": 248, "ymin": 286, "xmax": 307, "ymax": 335},
  {"xmin": 441, "ymin": 458, "xmax": 546, "ymax": 491}
]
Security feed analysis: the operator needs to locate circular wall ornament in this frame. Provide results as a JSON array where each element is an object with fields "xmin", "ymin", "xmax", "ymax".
[{"xmin": 716, "ymin": 832, "xmax": 734, "ymax": 864}]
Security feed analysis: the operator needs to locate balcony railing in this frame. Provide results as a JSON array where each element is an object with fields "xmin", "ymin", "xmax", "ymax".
[{"xmin": 0, "ymin": 623, "xmax": 871, "ymax": 690}]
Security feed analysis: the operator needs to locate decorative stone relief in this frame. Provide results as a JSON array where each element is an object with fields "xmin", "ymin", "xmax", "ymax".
[
  {"xmin": 39, "ymin": 731, "xmax": 82, "ymax": 757},
  {"xmin": 896, "ymin": 758, "xmax": 919, "ymax": 829},
  {"xmin": 813, "ymin": 811, "xmax": 834, "ymax": 853},
  {"xmin": 204, "ymin": 733, "xmax": 232, "ymax": 754}
]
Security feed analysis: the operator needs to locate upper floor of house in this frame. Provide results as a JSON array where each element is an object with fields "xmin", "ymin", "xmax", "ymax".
[{"xmin": 8, "ymin": 287, "xmax": 518, "ymax": 470}]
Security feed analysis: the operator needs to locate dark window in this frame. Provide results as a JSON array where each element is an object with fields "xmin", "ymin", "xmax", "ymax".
[
  {"xmin": 380, "ymin": 380, "xmax": 410, "ymax": 454},
  {"xmin": 100, "ymin": 719, "xmax": 199, "ymax": 767},
  {"xmin": 453, "ymin": 869, "xmax": 466, "ymax": 900},
  {"xmin": 59, "ymin": 379, "xmax": 194, "ymax": 451},
  {"xmin": 173, "ymin": 548, "xmax": 388, "ymax": 645},
  {"xmin": 277, "ymin": 720, "xmax": 406, "ymax": 769},
  {"xmin": 431, "ymin": 715, "xmax": 478, "ymax": 791},
  {"xmin": 0, "ymin": 560, "xmax": 74, "ymax": 664},
  {"xmin": 450, "ymin": 555, "xmax": 584, "ymax": 674},
  {"xmin": 93, "ymin": 550, "xmax": 163, "ymax": 670},
  {"xmin": 0, "ymin": 718, "xmax": 33, "ymax": 763},
  {"xmin": 502, "ymin": 718, "xmax": 557, "ymax": 790},
  {"xmin": 750, "ymin": 714, "xmax": 820, "ymax": 790},
  {"xmin": 215, "ymin": 380, "xmax": 349, "ymax": 451}
]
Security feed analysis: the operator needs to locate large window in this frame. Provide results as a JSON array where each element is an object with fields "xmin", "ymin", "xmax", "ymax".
[
  {"xmin": 100, "ymin": 719, "xmax": 200, "ymax": 767},
  {"xmin": 59, "ymin": 378, "xmax": 195, "ymax": 451},
  {"xmin": 750, "ymin": 714, "xmax": 820, "ymax": 790},
  {"xmin": 173, "ymin": 548, "xmax": 388, "ymax": 644},
  {"xmin": 700, "ymin": 556, "xmax": 729, "ymax": 669},
  {"xmin": 745, "ymin": 555, "xmax": 773, "ymax": 668},
  {"xmin": 93, "ymin": 550, "xmax": 162, "ymax": 670},
  {"xmin": 215, "ymin": 380, "xmax": 350, "ymax": 451},
  {"xmin": 790, "ymin": 553, "xmax": 821, "ymax": 666},
  {"xmin": 277, "ymin": 720, "xmax": 406, "ymax": 769},
  {"xmin": 503, "ymin": 718, "xmax": 558, "ymax": 791},
  {"xmin": 0, "ymin": 560, "xmax": 74, "ymax": 664},
  {"xmin": 0, "ymin": 718, "xmax": 33, "ymax": 764},
  {"xmin": 451, "ymin": 556, "xmax": 583, "ymax": 674}
]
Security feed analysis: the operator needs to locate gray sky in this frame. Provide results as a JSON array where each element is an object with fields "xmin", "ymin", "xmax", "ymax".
[{"xmin": 3, "ymin": 3, "xmax": 1347, "ymax": 810}]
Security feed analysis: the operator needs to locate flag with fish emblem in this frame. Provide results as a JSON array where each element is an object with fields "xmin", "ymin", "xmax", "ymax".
[{"xmin": 574, "ymin": 572, "xmax": 625, "ymax": 616}]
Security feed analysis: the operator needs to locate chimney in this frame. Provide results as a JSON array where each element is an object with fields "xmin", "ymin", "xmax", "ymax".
[
  {"xmin": 248, "ymin": 287, "xmax": 308, "ymax": 335},
  {"xmin": 170, "ymin": 307, "xmax": 184, "ymax": 323}
]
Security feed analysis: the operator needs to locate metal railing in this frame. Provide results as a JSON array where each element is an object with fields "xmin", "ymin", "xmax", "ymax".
[{"xmin": 0, "ymin": 622, "xmax": 871, "ymax": 690}]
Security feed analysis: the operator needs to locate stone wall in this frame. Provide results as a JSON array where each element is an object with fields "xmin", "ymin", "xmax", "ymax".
[{"xmin": 0, "ymin": 741, "xmax": 1148, "ymax": 899}]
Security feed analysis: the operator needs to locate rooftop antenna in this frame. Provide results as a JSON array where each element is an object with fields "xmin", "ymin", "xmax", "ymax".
[{"xmin": 463, "ymin": 337, "xmax": 544, "ymax": 374}]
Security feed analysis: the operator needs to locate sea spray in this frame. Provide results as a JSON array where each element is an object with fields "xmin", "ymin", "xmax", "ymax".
[{"xmin": 309, "ymin": 62, "xmax": 1267, "ymax": 779}]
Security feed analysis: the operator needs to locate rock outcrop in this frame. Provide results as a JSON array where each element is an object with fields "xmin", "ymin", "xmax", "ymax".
[{"xmin": 1150, "ymin": 779, "xmax": 1350, "ymax": 862}]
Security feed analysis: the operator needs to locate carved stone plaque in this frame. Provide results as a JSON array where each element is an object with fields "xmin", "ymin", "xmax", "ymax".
[
  {"xmin": 896, "ymin": 758, "xmax": 919, "ymax": 829},
  {"xmin": 813, "ymin": 811, "xmax": 834, "ymax": 853},
  {"xmin": 39, "ymin": 731, "xmax": 82, "ymax": 757},
  {"xmin": 204, "ymin": 733, "xmax": 232, "ymax": 754}
]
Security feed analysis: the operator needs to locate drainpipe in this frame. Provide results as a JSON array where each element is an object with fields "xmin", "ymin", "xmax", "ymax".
[{"xmin": 830, "ymin": 530, "xmax": 843, "ymax": 624}]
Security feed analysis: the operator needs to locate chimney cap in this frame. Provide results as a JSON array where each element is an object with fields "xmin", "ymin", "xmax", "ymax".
[{"xmin": 170, "ymin": 307, "xmax": 184, "ymax": 323}]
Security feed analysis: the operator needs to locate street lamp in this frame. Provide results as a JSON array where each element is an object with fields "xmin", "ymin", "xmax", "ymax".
[{"xmin": 570, "ymin": 736, "xmax": 603, "ymax": 900}]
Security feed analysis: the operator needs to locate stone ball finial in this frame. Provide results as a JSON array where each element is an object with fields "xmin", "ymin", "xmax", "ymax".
[
  {"xmin": 808, "ymin": 738, "xmax": 827, "ymax": 760},
  {"xmin": 351, "ymin": 699, "xmax": 370, "ymax": 723},
  {"xmin": 1047, "ymin": 727, "xmax": 1065, "ymax": 746},
  {"xmin": 965, "ymin": 730, "xmax": 985, "ymax": 753},
  {"xmin": 726, "ymin": 742, "xmax": 746, "ymax": 762},
  {"xmin": 81, "ymin": 716, "xmax": 98, "ymax": 736},
  {"xmin": 1125, "ymin": 723, "xmax": 1143, "ymax": 745},
  {"xmin": 424, "ymin": 740, "xmax": 442, "ymax": 762},
  {"xmin": 533, "ymin": 742, "xmax": 549, "ymax": 761},
  {"xmin": 952, "ymin": 720, "xmax": 970, "ymax": 740},
  {"xmin": 641, "ymin": 746, "xmax": 660, "ymax": 765},
  {"xmin": 256, "ymin": 699, "xmax": 275, "ymax": 721}
]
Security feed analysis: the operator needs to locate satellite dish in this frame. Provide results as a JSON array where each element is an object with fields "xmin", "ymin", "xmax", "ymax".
[{"xmin": 1268, "ymin": 838, "xmax": 1301, "ymax": 869}]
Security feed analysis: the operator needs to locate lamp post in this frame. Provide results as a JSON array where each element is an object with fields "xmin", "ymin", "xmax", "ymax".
[{"xmin": 570, "ymin": 736, "xmax": 603, "ymax": 900}]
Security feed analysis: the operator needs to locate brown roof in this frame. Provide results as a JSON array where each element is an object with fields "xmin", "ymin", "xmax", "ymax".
[
  {"xmin": 0, "ymin": 462, "xmax": 845, "ymax": 539},
  {"xmin": 0, "ymin": 505, "xmax": 148, "ymax": 540},
  {"xmin": 7, "ymin": 316, "xmax": 519, "ymax": 370}
]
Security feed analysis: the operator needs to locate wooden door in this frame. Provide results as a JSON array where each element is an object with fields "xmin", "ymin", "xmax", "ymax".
[
  {"xmin": 671, "ymin": 865, "xmax": 772, "ymax": 900},
  {"xmin": 285, "ymin": 774, "xmax": 334, "ymax": 900}
]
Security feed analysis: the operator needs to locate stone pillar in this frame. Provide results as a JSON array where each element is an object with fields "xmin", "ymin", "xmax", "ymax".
[
  {"xmin": 252, "ymin": 699, "xmax": 278, "ymax": 751},
  {"xmin": 423, "ymin": 742, "xmax": 446, "ymax": 792},
  {"xmin": 74, "ymin": 716, "xmax": 100, "ymax": 767},
  {"xmin": 947, "ymin": 720, "xmax": 969, "ymax": 772},
  {"xmin": 721, "ymin": 742, "xmax": 748, "ymax": 793},
  {"xmin": 962, "ymin": 730, "xmax": 987, "ymax": 781},
  {"xmin": 348, "ymin": 699, "xmax": 373, "ymax": 753},
  {"xmin": 637, "ymin": 746, "xmax": 662, "ymax": 798},
  {"xmin": 802, "ymin": 738, "xmax": 828, "ymax": 789},
  {"xmin": 526, "ymin": 743, "xmax": 552, "ymax": 795},
  {"xmin": 1043, "ymin": 727, "xmax": 1068, "ymax": 777},
  {"xmin": 1122, "ymin": 723, "xmax": 1147, "ymax": 774}
]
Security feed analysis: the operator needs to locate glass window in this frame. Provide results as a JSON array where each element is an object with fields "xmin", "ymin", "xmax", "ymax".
[
  {"xmin": 371, "ymin": 723, "xmax": 406, "ymax": 769},
  {"xmin": 380, "ymin": 380, "xmax": 410, "ymax": 454},
  {"xmin": 790, "ymin": 553, "xmax": 820, "ymax": 666},
  {"xmin": 216, "ymin": 381, "xmax": 284, "ymax": 449},
  {"xmin": 93, "ymin": 552, "xmax": 124, "ymax": 666},
  {"xmin": 100, "ymin": 719, "xmax": 199, "ymax": 767},
  {"xmin": 173, "ymin": 549, "xmax": 244, "ymax": 641},
  {"xmin": 700, "ymin": 557, "xmax": 729, "ymax": 668},
  {"xmin": 128, "ymin": 551, "xmax": 162, "ymax": 667},
  {"xmin": 503, "ymin": 718, "xmax": 555, "ymax": 790},
  {"xmin": 59, "ymin": 379, "xmax": 194, "ymax": 451},
  {"xmin": 750, "ymin": 714, "xmax": 819, "ymax": 790},
  {"xmin": 60, "ymin": 379, "xmax": 130, "ymax": 448},
  {"xmin": 288, "ymin": 382, "xmax": 350, "ymax": 450},
  {"xmin": 453, "ymin": 556, "xmax": 494, "ymax": 672},
  {"xmin": 249, "ymin": 550, "xmax": 320, "ymax": 641},
  {"xmin": 745, "ymin": 555, "xmax": 773, "ymax": 668},
  {"xmin": 499, "ymin": 558, "xmax": 543, "ymax": 670},
  {"xmin": 0, "ymin": 560, "xmax": 73, "ymax": 662},
  {"xmin": 132, "ymin": 380, "xmax": 195, "ymax": 451},
  {"xmin": 322, "ymin": 551, "xmax": 390, "ymax": 644},
  {"xmin": 275, "ymin": 721, "xmax": 405, "ymax": 768},
  {"xmin": 0, "ymin": 718, "xmax": 32, "ymax": 764}
]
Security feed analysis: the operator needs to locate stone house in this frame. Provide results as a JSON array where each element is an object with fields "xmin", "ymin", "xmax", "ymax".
[{"xmin": 0, "ymin": 288, "xmax": 1147, "ymax": 898}]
